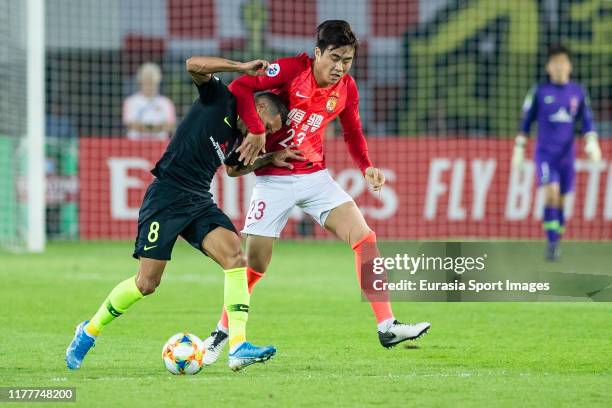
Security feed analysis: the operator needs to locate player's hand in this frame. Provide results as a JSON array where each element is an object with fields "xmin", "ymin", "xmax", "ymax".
[
  {"xmin": 365, "ymin": 167, "xmax": 385, "ymax": 192},
  {"xmin": 512, "ymin": 145, "xmax": 525, "ymax": 168},
  {"xmin": 240, "ymin": 60, "xmax": 270, "ymax": 76},
  {"xmin": 271, "ymin": 145, "xmax": 306, "ymax": 169},
  {"xmin": 237, "ymin": 132, "xmax": 266, "ymax": 165},
  {"xmin": 584, "ymin": 132, "xmax": 602, "ymax": 162},
  {"xmin": 512, "ymin": 134, "xmax": 527, "ymax": 169}
]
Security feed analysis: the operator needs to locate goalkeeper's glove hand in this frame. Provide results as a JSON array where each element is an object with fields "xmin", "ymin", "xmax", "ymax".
[
  {"xmin": 584, "ymin": 132, "xmax": 602, "ymax": 162},
  {"xmin": 512, "ymin": 135, "xmax": 527, "ymax": 168}
]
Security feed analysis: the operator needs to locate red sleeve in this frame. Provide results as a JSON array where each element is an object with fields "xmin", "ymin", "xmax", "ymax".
[
  {"xmin": 339, "ymin": 77, "xmax": 373, "ymax": 174},
  {"xmin": 229, "ymin": 54, "xmax": 309, "ymax": 135}
]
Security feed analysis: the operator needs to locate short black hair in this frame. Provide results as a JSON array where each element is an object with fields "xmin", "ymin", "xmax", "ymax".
[
  {"xmin": 547, "ymin": 44, "xmax": 571, "ymax": 61},
  {"xmin": 316, "ymin": 20, "xmax": 358, "ymax": 54},
  {"xmin": 255, "ymin": 92, "xmax": 288, "ymax": 125}
]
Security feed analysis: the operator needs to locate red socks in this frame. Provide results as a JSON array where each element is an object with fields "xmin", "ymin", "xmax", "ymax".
[
  {"xmin": 352, "ymin": 232, "xmax": 394, "ymax": 324},
  {"xmin": 218, "ymin": 235, "xmax": 393, "ymax": 331}
]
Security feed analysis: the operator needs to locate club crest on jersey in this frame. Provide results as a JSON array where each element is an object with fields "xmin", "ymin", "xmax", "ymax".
[
  {"xmin": 326, "ymin": 95, "xmax": 338, "ymax": 112},
  {"xmin": 570, "ymin": 96, "xmax": 579, "ymax": 115},
  {"xmin": 266, "ymin": 63, "xmax": 280, "ymax": 77}
]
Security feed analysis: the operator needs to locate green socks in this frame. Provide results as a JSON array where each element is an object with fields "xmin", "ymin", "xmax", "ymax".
[
  {"xmin": 224, "ymin": 267, "xmax": 250, "ymax": 351},
  {"xmin": 84, "ymin": 268, "xmax": 249, "ymax": 347},
  {"xmin": 86, "ymin": 275, "xmax": 144, "ymax": 336}
]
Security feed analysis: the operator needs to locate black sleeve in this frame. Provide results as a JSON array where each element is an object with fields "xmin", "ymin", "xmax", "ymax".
[
  {"xmin": 223, "ymin": 132, "xmax": 245, "ymax": 166},
  {"xmin": 223, "ymin": 150, "xmax": 242, "ymax": 167},
  {"xmin": 195, "ymin": 76, "xmax": 228, "ymax": 104}
]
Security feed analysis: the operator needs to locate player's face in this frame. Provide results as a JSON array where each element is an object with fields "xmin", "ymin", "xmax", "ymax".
[
  {"xmin": 314, "ymin": 45, "xmax": 355, "ymax": 86},
  {"xmin": 140, "ymin": 75, "xmax": 160, "ymax": 97},
  {"xmin": 546, "ymin": 54, "xmax": 572, "ymax": 84},
  {"xmin": 258, "ymin": 111, "xmax": 283, "ymax": 135},
  {"xmin": 254, "ymin": 99, "xmax": 283, "ymax": 134}
]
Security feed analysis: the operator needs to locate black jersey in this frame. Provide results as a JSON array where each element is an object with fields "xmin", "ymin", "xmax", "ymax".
[{"xmin": 151, "ymin": 77, "xmax": 241, "ymax": 194}]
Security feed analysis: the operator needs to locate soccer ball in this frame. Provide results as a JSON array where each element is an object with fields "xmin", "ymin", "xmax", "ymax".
[{"xmin": 161, "ymin": 332, "xmax": 205, "ymax": 375}]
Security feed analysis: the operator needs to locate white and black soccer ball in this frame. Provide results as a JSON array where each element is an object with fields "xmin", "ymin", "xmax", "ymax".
[{"xmin": 161, "ymin": 332, "xmax": 205, "ymax": 375}]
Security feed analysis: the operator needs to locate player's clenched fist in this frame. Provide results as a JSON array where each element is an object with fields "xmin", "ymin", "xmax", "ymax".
[
  {"xmin": 240, "ymin": 60, "xmax": 270, "ymax": 76},
  {"xmin": 365, "ymin": 167, "xmax": 385, "ymax": 192}
]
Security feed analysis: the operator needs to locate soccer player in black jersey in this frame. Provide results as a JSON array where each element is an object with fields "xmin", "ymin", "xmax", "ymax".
[{"xmin": 66, "ymin": 56, "xmax": 304, "ymax": 372}]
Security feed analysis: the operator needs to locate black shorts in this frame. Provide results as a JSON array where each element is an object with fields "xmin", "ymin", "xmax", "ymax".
[{"xmin": 133, "ymin": 179, "xmax": 237, "ymax": 261}]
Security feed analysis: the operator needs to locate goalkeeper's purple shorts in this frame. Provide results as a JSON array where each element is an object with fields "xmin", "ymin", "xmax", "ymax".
[{"xmin": 535, "ymin": 154, "xmax": 575, "ymax": 195}]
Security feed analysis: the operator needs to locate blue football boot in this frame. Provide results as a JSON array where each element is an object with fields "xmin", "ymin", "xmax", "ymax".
[
  {"xmin": 228, "ymin": 342, "xmax": 276, "ymax": 371},
  {"xmin": 65, "ymin": 321, "xmax": 96, "ymax": 369}
]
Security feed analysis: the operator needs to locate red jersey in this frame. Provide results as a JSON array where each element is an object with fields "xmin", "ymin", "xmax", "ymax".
[{"xmin": 229, "ymin": 53, "xmax": 372, "ymax": 176}]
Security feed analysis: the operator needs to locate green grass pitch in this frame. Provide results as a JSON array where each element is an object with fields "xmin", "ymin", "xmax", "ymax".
[{"xmin": 1, "ymin": 241, "xmax": 610, "ymax": 407}]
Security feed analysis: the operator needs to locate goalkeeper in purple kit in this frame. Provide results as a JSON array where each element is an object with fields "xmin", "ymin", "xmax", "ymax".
[{"xmin": 512, "ymin": 44, "xmax": 602, "ymax": 260}]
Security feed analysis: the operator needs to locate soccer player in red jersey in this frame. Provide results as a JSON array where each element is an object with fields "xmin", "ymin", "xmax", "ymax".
[{"xmin": 202, "ymin": 21, "xmax": 430, "ymax": 363}]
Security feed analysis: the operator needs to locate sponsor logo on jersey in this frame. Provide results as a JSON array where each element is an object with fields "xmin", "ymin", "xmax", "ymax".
[
  {"xmin": 570, "ymin": 96, "xmax": 579, "ymax": 115},
  {"xmin": 210, "ymin": 136, "xmax": 226, "ymax": 162},
  {"xmin": 544, "ymin": 95, "xmax": 554, "ymax": 104},
  {"xmin": 296, "ymin": 91, "xmax": 310, "ymax": 98},
  {"xmin": 266, "ymin": 63, "xmax": 280, "ymax": 77},
  {"xmin": 548, "ymin": 107, "xmax": 573, "ymax": 123},
  {"xmin": 326, "ymin": 95, "xmax": 338, "ymax": 112}
]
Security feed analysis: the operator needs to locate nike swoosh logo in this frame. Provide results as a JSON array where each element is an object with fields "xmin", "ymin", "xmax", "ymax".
[
  {"xmin": 296, "ymin": 91, "xmax": 310, "ymax": 98},
  {"xmin": 144, "ymin": 245, "xmax": 158, "ymax": 251},
  {"xmin": 224, "ymin": 116, "xmax": 232, "ymax": 128}
]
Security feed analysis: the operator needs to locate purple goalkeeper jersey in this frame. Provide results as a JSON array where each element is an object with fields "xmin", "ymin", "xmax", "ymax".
[{"xmin": 519, "ymin": 81, "xmax": 595, "ymax": 161}]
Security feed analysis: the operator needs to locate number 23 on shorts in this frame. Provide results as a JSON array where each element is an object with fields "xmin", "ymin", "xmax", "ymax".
[{"xmin": 247, "ymin": 201, "xmax": 266, "ymax": 221}]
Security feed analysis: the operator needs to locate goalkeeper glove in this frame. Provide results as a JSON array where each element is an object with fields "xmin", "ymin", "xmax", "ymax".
[
  {"xmin": 584, "ymin": 132, "xmax": 602, "ymax": 162},
  {"xmin": 512, "ymin": 135, "xmax": 527, "ymax": 168}
]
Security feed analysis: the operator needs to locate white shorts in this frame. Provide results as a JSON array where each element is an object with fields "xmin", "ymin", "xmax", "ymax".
[{"xmin": 242, "ymin": 169, "xmax": 354, "ymax": 238}]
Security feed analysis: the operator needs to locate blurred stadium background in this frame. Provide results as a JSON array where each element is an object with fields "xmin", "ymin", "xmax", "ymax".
[{"xmin": 1, "ymin": 0, "xmax": 611, "ymax": 252}]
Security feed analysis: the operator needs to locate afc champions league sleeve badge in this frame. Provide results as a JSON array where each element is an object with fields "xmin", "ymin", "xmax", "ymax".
[
  {"xmin": 326, "ymin": 94, "xmax": 338, "ymax": 113},
  {"xmin": 266, "ymin": 63, "xmax": 281, "ymax": 77}
]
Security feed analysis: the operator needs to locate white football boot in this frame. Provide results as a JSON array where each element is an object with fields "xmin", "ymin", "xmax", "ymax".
[
  {"xmin": 202, "ymin": 329, "xmax": 228, "ymax": 365},
  {"xmin": 378, "ymin": 320, "xmax": 430, "ymax": 348}
]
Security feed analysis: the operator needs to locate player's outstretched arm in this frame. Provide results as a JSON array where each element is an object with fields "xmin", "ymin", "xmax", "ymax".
[
  {"xmin": 225, "ymin": 146, "xmax": 305, "ymax": 177},
  {"xmin": 229, "ymin": 55, "xmax": 307, "ymax": 165},
  {"xmin": 338, "ymin": 78, "xmax": 373, "ymax": 175},
  {"xmin": 579, "ymin": 89, "xmax": 602, "ymax": 162},
  {"xmin": 185, "ymin": 56, "xmax": 269, "ymax": 86},
  {"xmin": 512, "ymin": 86, "xmax": 539, "ymax": 169}
]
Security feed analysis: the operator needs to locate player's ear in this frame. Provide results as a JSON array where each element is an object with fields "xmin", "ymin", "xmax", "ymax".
[
  {"xmin": 271, "ymin": 113, "xmax": 282, "ymax": 133},
  {"xmin": 314, "ymin": 47, "xmax": 322, "ymax": 60}
]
